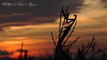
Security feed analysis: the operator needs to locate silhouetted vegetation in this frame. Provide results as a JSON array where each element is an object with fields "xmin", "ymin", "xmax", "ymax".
[
  {"xmin": 50, "ymin": 6, "xmax": 107, "ymax": 60},
  {"xmin": 51, "ymin": 6, "xmax": 78, "ymax": 60},
  {"xmin": 0, "ymin": 4, "xmax": 107, "ymax": 60}
]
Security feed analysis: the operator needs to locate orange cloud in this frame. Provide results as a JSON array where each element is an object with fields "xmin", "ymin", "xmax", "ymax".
[{"xmin": 0, "ymin": 13, "xmax": 30, "ymax": 18}]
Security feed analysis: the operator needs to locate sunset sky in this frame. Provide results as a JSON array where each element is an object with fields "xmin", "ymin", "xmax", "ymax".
[{"xmin": 0, "ymin": 0, "xmax": 107, "ymax": 59}]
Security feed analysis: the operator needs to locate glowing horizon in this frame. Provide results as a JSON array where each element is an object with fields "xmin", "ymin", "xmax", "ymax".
[{"xmin": 0, "ymin": 0, "xmax": 107, "ymax": 59}]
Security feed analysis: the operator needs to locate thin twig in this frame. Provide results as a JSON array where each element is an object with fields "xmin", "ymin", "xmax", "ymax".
[
  {"xmin": 51, "ymin": 32, "xmax": 56, "ymax": 47},
  {"xmin": 64, "ymin": 36, "xmax": 79, "ymax": 47}
]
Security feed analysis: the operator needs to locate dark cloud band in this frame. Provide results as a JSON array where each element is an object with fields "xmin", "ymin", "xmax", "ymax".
[{"xmin": 0, "ymin": 0, "xmax": 84, "ymax": 31}]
